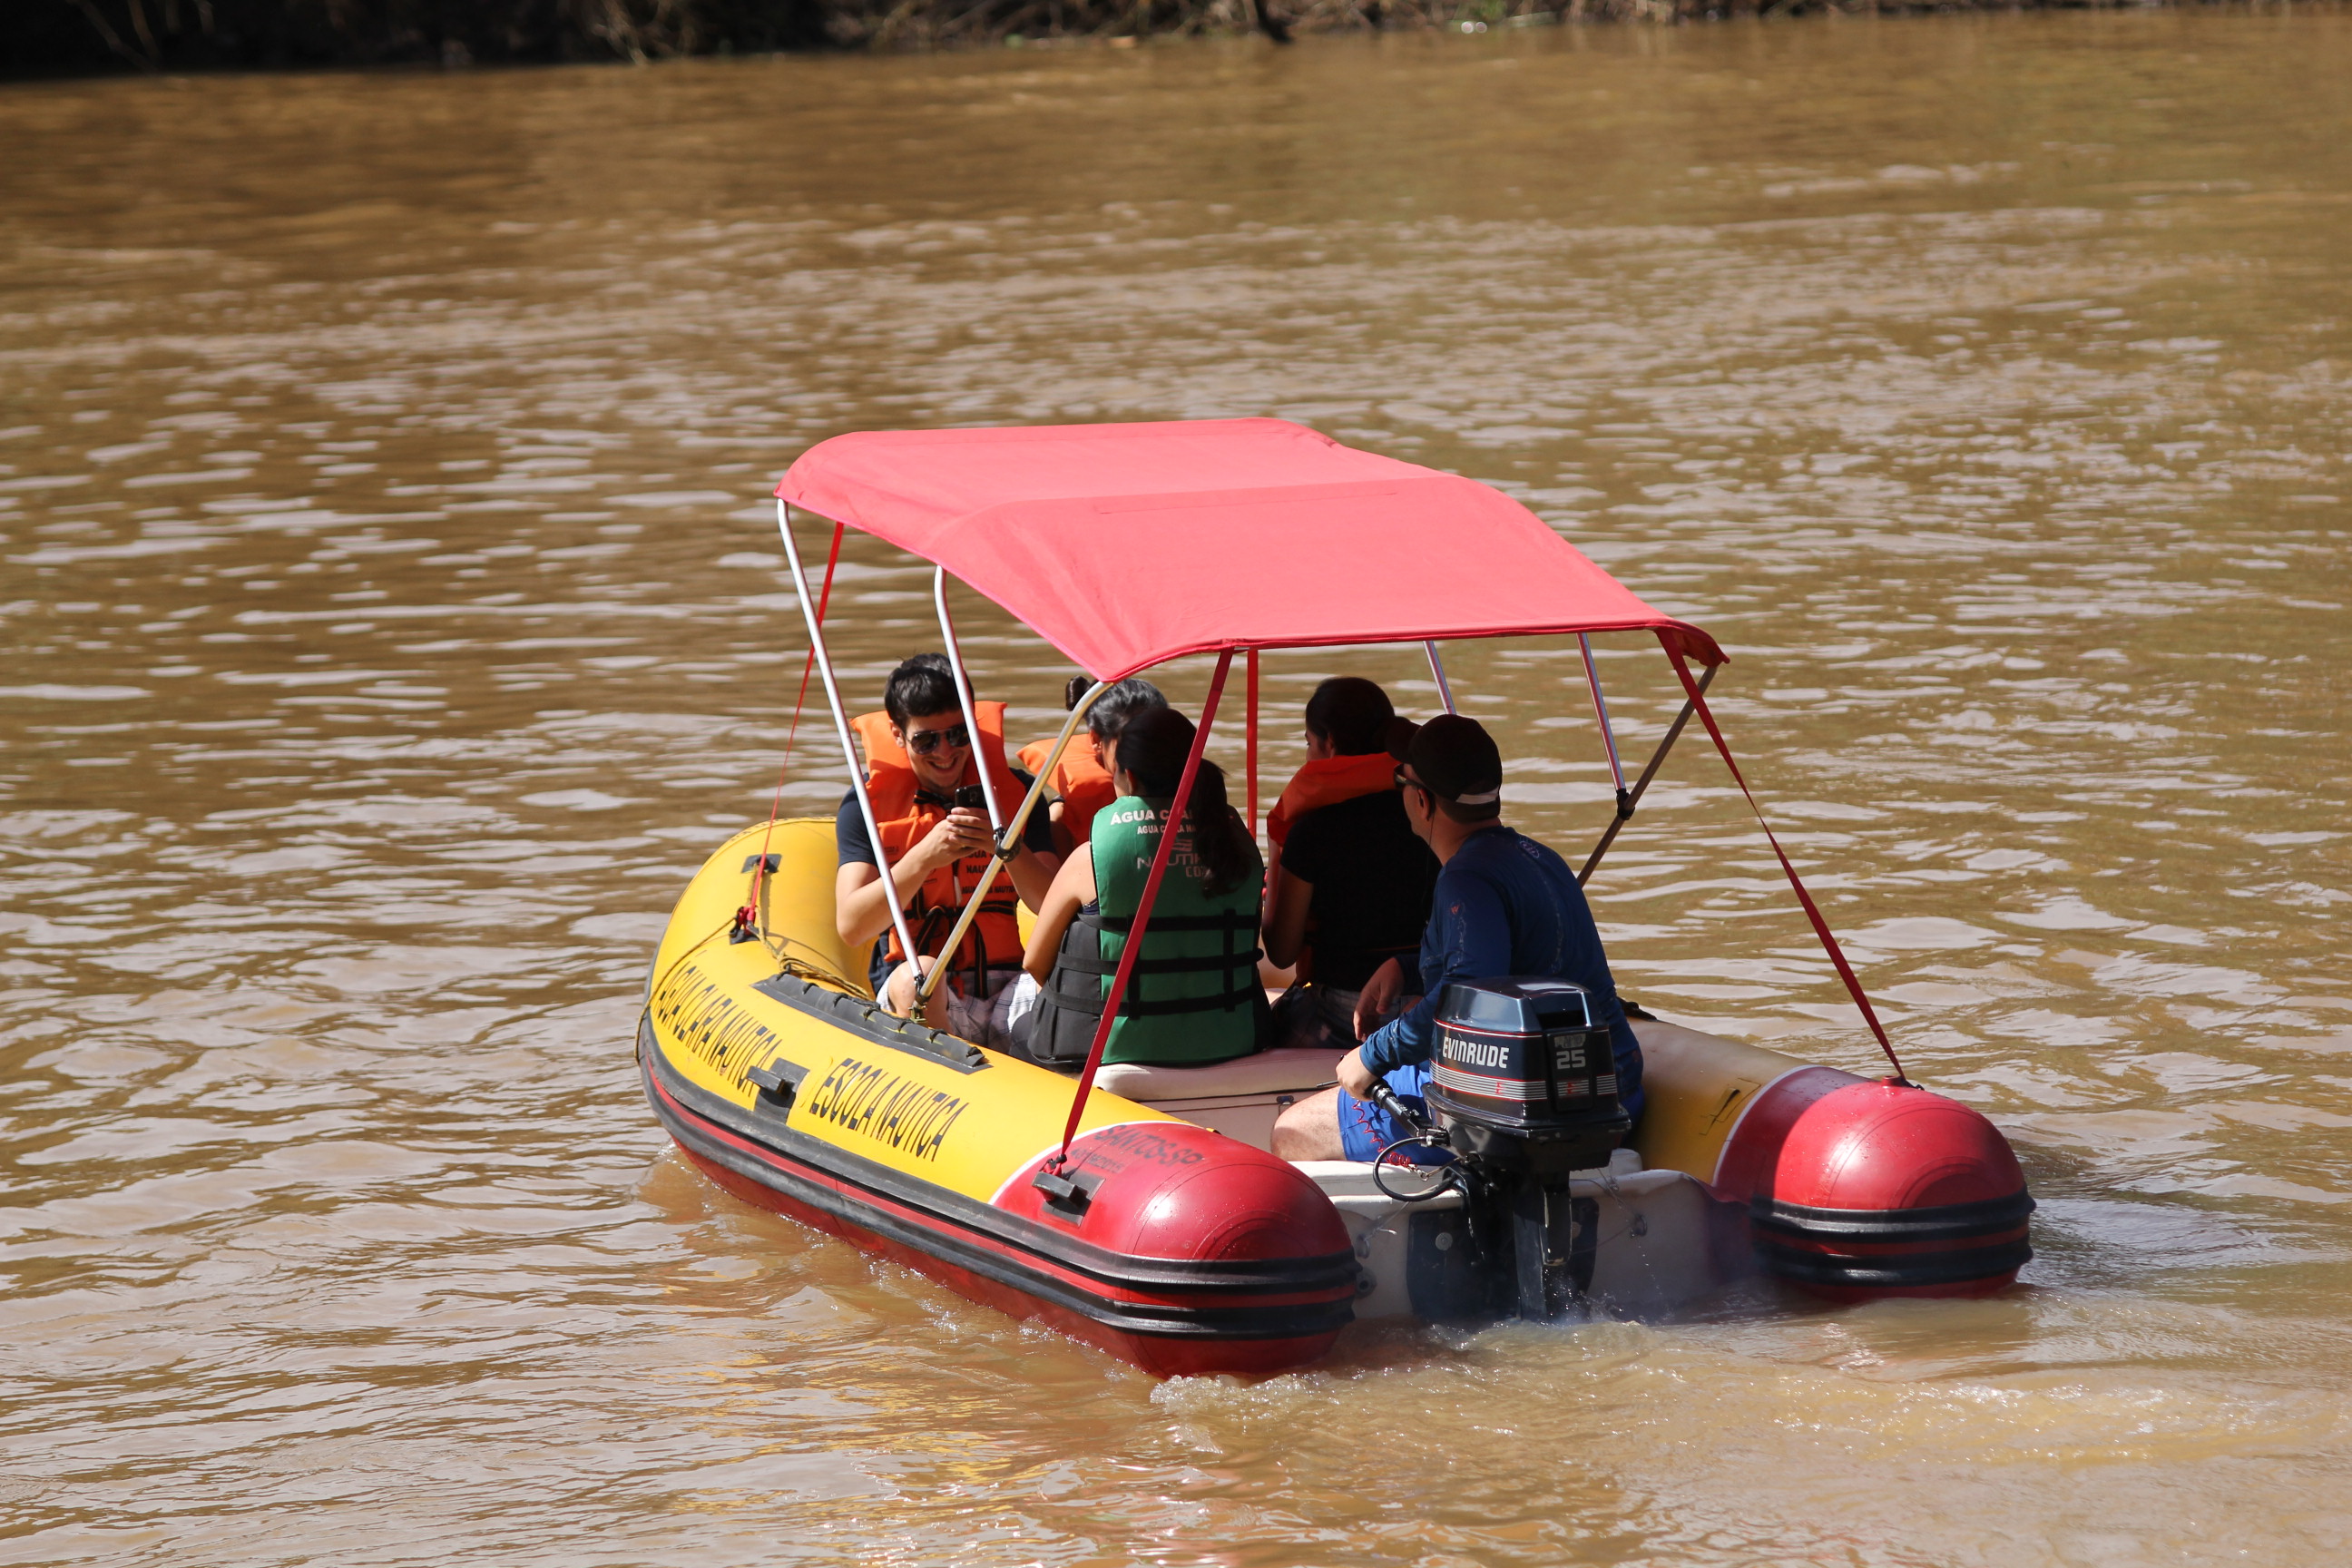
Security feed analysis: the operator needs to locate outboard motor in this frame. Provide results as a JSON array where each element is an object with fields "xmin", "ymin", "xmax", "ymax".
[{"xmin": 1380, "ymin": 978, "xmax": 1630, "ymax": 1319}]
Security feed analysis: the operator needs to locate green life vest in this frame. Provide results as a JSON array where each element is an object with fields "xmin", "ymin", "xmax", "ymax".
[{"xmin": 1085, "ymin": 794, "xmax": 1266, "ymax": 1066}]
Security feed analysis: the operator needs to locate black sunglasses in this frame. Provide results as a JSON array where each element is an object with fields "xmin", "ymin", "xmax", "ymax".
[
  {"xmin": 1393, "ymin": 764, "xmax": 1427, "ymax": 797},
  {"xmin": 906, "ymin": 722, "xmax": 971, "ymax": 757}
]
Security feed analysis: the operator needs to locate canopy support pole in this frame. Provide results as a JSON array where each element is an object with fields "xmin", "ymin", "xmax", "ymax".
[
  {"xmin": 1245, "ymin": 647, "xmax": 1260, "ymax": 836},
  {"xmin": 736, "ymin": 519, "xmax": 842, "ymax": 947},
  {"xmin": 1579, "ymin": 633, "xmax": 1631, "ymax": 818},
  {"xmin": 1039, "ymin": 651, "xmax": 1232, "ymax": 1180},
  {"xmin": 779, "ymin": 501, "xmax": 920, "ymax": 985},
  {"xmin": 913, "ymin": 680, "xmax": 1110, "ymax": 1011},
  {"xmin": 1424, "ymin": 641, "xmax": 1457, "ymax": 714},
  {"xmin": 1578, "ymin": 661, "xmax": 1715, "ymax": 887},
  {"xmin": 931, "ymin": 565, "xmax": 1005, "ymax": 833},
  {"xmin": 1658, "ymin": 635, "xmax": 1911, "ymax": 1084}
]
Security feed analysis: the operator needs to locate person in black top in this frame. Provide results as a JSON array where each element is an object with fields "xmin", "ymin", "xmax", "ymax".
[
  {"xmin": 834, "ymin": 789, "xmax": 1056, "ymax": 978},
  {"xmin": 835, "ymin": 655, "xmax": 1059, "ymax": 1044},
  {"xmin": 1261, "ymin": 678, "xmax": 1439, "ymax": 1053}
]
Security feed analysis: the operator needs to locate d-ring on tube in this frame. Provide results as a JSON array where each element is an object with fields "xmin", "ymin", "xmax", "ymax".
[{"xmin": 778, "ymin": 500, "xmax": 921, "ymax": 981}]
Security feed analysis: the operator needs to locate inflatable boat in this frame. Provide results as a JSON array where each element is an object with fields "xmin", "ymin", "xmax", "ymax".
[{"xmin": 638, "ymin": 418, "xmax": 2034, "ymax": 1377}]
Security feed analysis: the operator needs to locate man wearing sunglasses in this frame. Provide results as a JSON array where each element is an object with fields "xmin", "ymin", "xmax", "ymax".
[
  {"xmin": 837, "ymin": 654, "xmax": 1060, "ymax": 1044},
  {"xmin": 1270, "ymin": 713, "xmax": 1643, "ymax": 1162}
]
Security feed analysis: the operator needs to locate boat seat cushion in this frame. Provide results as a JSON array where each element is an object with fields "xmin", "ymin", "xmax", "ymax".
[{"xmin": 1093, "ymin": 1047, "xmax": 1345, "ymax": 1102}]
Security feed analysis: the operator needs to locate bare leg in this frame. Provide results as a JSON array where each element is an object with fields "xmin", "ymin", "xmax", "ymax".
[{"xmin": 1271, "ymin": 1085, "xmax": 1348, "ymax": 1161}]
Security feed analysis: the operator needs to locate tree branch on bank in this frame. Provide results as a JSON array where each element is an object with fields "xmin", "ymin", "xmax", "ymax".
[
  {"xmin": 22, "ymin": 0, "xmax": 2203, "ymax": 76},
  {"xmin": 68, "ymin": 0, "xmax": 151, "ymax": 68}
]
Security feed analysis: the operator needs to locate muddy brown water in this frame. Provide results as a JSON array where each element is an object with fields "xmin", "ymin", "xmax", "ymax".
[{"xmin": 4, "ymin": 11, "xmax": 2350, "ymax": 1564}]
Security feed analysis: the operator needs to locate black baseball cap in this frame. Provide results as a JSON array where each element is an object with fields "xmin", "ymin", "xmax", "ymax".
[{"xmin": 1387, "ymin": 713, "xmax": 1502, "ymax": 806}]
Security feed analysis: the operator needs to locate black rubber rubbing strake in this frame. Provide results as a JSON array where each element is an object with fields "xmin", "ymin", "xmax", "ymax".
[
  {"xmin": 1756, "ymin": 1238, "xmax": 2034, "ymax": 1289},
  {"xmin": 1749, "ymin": 1190, "xmax": 2036, "ymax": 1244}
]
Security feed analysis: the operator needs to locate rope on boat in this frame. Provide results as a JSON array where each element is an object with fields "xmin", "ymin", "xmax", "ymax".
[
  {"xmin": 1661, "ymin": 636, "xmax": 1912, "ymax": 1086},
  {"xmin": 736, "ymin": 521, "xmax": 846, "ymax": 945},
  {"xmin": 649, "ymin": 914, "xmax": 743, "ymax": 1014}
]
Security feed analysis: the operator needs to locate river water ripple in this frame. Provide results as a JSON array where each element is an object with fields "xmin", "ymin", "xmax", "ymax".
[{"xmin": 2, "ymin": 13, "xmax": 2348, "ymax": 1564}]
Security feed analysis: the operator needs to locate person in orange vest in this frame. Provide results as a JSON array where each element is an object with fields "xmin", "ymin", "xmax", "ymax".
[
  {"xmin": 1261, "ymin": 677, "xmax": 1438, "ymax": 1054},
  {"xmin": 835, "ymin": 654, "xmax": 1061, "ymax": 1045},
  {"xmin": 1015, "ymin": 675, "xmax": 1167, "ymax": 854}
]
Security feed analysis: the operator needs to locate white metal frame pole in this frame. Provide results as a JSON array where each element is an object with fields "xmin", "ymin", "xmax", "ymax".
[
  {"xmin": 1577, "ymin": 659, "xmax": 1718, "ymax": 887},
  {"xmin": 1424, "ymin": 640, "xmax": 1458, "ymax": 714},
  {"xmin": 931, "ymin": 565, "xmax": 1005, "ymax": 833},
  {"xmin": 777, "ymin": 500, "xmax": 920, "ymax": 981},
  {"xmin": 913, "ymin": 679, "xmax": 1112, "ymax": 1011},
  {"xmin": 1578, "ymin": 632, "xmax": 1630, "ymax": 811}
]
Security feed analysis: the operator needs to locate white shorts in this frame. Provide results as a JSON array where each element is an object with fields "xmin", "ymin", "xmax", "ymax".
[{"xmin": 883, "ymin": 962, "xmax": 1044, "ymax": 1054}]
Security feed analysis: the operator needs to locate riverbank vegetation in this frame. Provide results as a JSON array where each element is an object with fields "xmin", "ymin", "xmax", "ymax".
[{"xmin": 13, "ymin": 0, "xmax": 2217, "ymax": 74}]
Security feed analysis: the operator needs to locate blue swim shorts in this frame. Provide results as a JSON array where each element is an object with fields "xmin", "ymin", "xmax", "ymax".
[{"xmin": 1335, "ymin": 1061, "xmax": 1454, "ymax": 1165}]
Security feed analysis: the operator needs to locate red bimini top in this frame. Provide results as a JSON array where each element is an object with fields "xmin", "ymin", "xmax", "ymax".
[{"xmin": 775, "ymin": 418, "xmax": 1721, "ymax": 681}]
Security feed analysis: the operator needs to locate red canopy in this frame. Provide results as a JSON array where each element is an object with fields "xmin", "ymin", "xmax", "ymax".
[{"xmin": 775, "ymin": 418, "xmax": 1722, "ymax": 681}]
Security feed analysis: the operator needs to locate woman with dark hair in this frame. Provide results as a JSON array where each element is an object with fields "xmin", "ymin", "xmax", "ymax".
[
  {"xmin": 1261, "ymin": 677, "xmax": 1439, "ymax": 1052},
  {"xmin": 1014, "ymin": 704, "xmax": 1268, "ymax": 1067},
  {"xmin": 1016, "ymin": 674, "xmax": 1168, "ymax": 853}
]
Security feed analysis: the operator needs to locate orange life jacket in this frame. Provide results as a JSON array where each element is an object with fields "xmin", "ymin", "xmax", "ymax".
[
  {"xmin": 850, "ymin": 701, "xmax": 1028, "ymax": 975},
  {"xmin": 1264, "ymin": 752, "xmax": 1398, "ymax": 847},
  {"xmin": 1263, "ymin": 751, "xmax": 1402, "ymax": 986},
  {"xmin": 1016, "ymin": 735, "xmax": 1118, "ymax": 845}
]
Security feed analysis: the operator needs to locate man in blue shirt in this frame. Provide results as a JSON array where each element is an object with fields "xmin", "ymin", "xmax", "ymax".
[{"xmin": 1269, "ymin": 714, "xmax": 1643, "ymax": 1163}]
